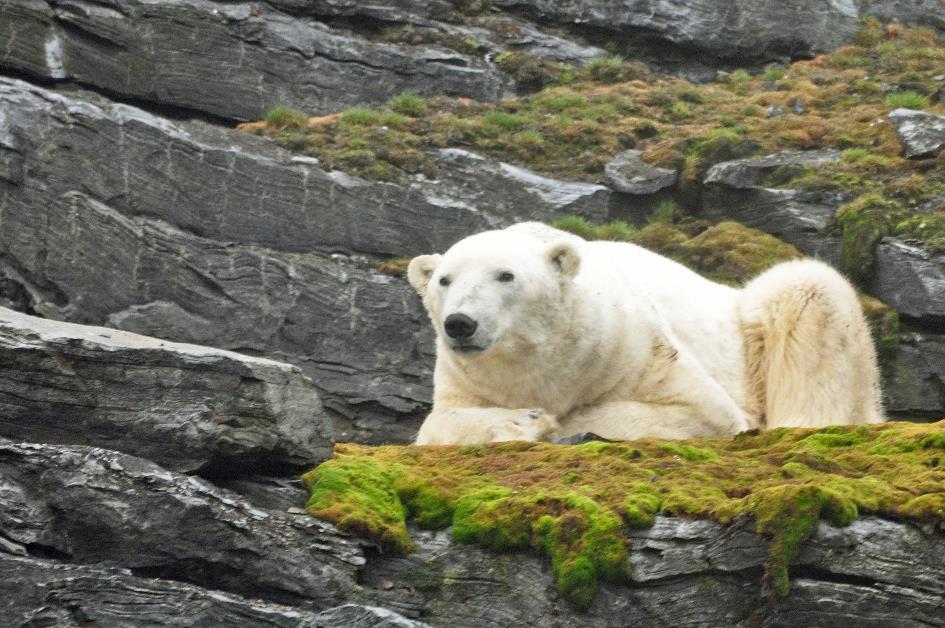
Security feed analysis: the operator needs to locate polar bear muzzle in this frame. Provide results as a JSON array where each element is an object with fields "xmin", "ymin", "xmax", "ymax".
[{"xmin": 444, "ymin": 313, "xmax": 478, "ymax": 339}]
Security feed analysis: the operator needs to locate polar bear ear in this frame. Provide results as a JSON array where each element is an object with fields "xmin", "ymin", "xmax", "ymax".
[
  {"xmin": 546, "ymin": 240, "xmax": 580, "ymax": 279},
  {"xmin": 407, "ymin": 254, "xmax": 442, "ymax": 296}
]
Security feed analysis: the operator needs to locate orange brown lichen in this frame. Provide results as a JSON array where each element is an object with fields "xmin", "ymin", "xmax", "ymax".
[{"xmin": 303, "ymin": 421, "xmax": 945, "ymax": 609}]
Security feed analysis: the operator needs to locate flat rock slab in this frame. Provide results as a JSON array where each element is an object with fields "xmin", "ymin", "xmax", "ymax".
[
  {"xmin": 1, "ymin": 555, "xmax": 429, "ymax": 627},
  {"xmin": 0, "ymin": 307, "xmax": 332, "ymax": 474},
  {"xmin": 0, "ymin": 0, "xmax": 507, "ymax": 120},
  {"xmin": 492, "ymin": 0, "xmax": 862, "ymax": 60},
  {"xmin": 0, "ymin": 77, "xmax": 606, "ymax": 258},
  {"xmin": 605, "ymin": 149, "xmax": 678, "ymax": 194},
  {"xmin": 889, "ymin": 108, "xmax": 945, "ymax": 159},
  {"xmin": 0, "ymin": 438, "xmax": 366, "ymax": 609}
]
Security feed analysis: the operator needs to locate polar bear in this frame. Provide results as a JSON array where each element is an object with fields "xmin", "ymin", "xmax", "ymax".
[{"xmin": 407, "ymin": 222, "xmax": 883, "ymax": 445}]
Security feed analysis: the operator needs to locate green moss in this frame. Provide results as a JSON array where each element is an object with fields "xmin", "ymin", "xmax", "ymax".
[
  {"xmin": 832, "ymin": 193, "xmax": 902, "ymax": 283},
  {"xmin": 305, "ymin": 422, "xmax": 945, "ymax": 609},
  {"xmin": 659, "ymin": 443, "xmax": 721, "ymax": 461},
  {"xmin": 302, "ymin": 455, "xmax": 411, "ymax": 551}
]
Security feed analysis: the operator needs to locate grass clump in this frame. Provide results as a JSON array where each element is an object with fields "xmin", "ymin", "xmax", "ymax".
[
  {"xmin": 305, "ymin": 421, "xmax": 945, "ymax": 608},
  {"xmin": 264, "ymin": 106, "xmax": 309, "ymax": 129},
  {"xmin": 389, "ymin": 92, "xmax": 427, "ymax": 117},
  {"xmin": 884, "ymin": 91, "xmax": 930, "ymax": 109}
]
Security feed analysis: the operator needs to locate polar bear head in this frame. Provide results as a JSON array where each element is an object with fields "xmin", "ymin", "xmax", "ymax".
[{"xmin": 408, "ymin": 228, "xmax": 580, "ymax": 358}]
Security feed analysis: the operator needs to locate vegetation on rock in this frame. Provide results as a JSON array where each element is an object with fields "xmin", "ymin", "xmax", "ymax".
[
  {"xmin": 248, "ymin": 21, "xmax": 945, "ymax": 267},
  {"xmin": 304, "ymin": 421, "xmax": 945, "ymax": 609}
]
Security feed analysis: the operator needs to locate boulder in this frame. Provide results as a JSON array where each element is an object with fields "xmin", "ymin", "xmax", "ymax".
[
  {"xmin": 0, "ymin": 438, "xmax": 366, "ymax": 609},
  {"xmin": 889, "ymin": 108, "xmax": 945, "ymax": 159},
  {"xmin": 0, "ymin": 307, "xmax": 333, "ymax": 474},
  {"xmin": 604, "ymin": 149, "xmax": 678, "ymax": 194},
  {"xmin": 0, "ymin": 0, "xmax": 507, "ymax": 120},
  {"xmin": 872, "ymin": 238, "xmax": 945, "ymax": 322},
  {"xmin": 703, "ymin": 149, "xmax": 841, "ymax": 189}
]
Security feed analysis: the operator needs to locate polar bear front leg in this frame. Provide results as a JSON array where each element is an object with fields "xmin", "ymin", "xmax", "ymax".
[
  {"xmin": 557, "ymin": 340, "xmax": 752, "ymax": 441},
  {"xmin": 415, "ymin": 406, "xmax": 559, "ymax": 445}
]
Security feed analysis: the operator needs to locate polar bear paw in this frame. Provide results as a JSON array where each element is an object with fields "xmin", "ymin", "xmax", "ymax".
[{"xmin": 489, "ymin": 409, "xmax": 559, "ymax": 443}]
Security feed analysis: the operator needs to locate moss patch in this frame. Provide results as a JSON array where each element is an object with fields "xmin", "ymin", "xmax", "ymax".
[{"xmin": 305, "ymin": 421, "xmax": 945, "ymax": 607}]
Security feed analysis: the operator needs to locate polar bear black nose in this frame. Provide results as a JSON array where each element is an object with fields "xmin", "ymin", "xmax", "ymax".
[{"xmin": 444, "ymin": 313, "xmax": 478, "ymax": 339}]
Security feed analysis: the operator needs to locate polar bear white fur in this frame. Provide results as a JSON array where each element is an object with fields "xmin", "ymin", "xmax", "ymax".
[{"xmin": 407, "ymin": 222, "xmax": 883, "ymax": 445}]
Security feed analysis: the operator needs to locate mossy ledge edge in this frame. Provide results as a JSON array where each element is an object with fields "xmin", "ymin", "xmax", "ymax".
[{"xmin": 303, "ymin": 420, "xmax": 945, "ymax": 609}]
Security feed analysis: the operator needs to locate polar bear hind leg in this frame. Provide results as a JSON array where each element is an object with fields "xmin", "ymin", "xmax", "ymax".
[{"xmin": 738, "ymin": 259, "xmax": 884, "ymax": 428}]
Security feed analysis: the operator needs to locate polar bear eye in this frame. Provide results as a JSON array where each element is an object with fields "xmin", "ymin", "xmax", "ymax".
[
  {"xmin": 497, "ymin": 271, "xmax": 515, "ymax": 282},
  {"xmin": 439, "ymin": 276, "xmax": 451, "ymax": 287}
]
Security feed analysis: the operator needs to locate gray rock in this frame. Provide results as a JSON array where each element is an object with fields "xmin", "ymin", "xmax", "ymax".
[
  {"xmin": 858, "ymin": 0, "xmax": 945, "ymax": 32},
  {"xmin": 0, "ymin": 438, "xmax": 365, "ymax": 609},
  {"xmin": 0, "ymin": 77, "xmax": 605, "ymax": 259},
  {"xmin": 883, "ymin": 331, "xmax": 945, "ymax": 420},
  {"xmin": 273, "ymin": 1, "xmax": 608, "ymax": 65},
  {"xmin": 214, "ymin": 476, "xmax": 312, "ymax": 511},
  {"xmin": 872, "ymin": 238, "xmax": 945, "ymax": 322},
  {"xmin": 358, "ymin": 517, "xmax": 945, "ymax": 626},
  {"xmin": 1, "ymin": 554, "xmax": 395, "ymax": 627},
  {"xmin": 418, "ymin": 148, "xmax": 610, "ymax": 223},
  {"xmin": 315, "ymin": 604, "xmax": 430, "ymax": 627},
  {"xmin": 0, "ymin": 0, "xmax": 508, "ymax": 120},
  {"xmin": 604, "ymin": 149, "xmax": 678, "ymax": 194},
  {"xmin": 0, "ymin": 307, "xmax": 333, "ymax": 475},
  {"xmin": 766, "ymin": 104, "xmax": 786, "ymax": 118},
  {"xmin": 702, "ymin": 151, "xmax": 850, "ymax": 265},
  {"xmin": 0, "ymin": 188, "xmax": 434, "ymax": 442},
  {"xmin": 491, "ymin": 0, "xmax": 863, "ymax": 61},
  {"xmin": 704, "ymin": 149, "xmax": 841, "ymax": 189},
  {"xmin": 889, "ymin": 108, "xmax": 945, "ymax": 159},
  {"xmin": 702, "ymin": 186, "xmax": 845, "ymax": 266}
]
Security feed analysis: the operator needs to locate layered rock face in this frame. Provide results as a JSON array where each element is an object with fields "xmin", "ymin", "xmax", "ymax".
[{"xmin": 1, "ymin": 0, "xmax": 945, "ymax": 624}]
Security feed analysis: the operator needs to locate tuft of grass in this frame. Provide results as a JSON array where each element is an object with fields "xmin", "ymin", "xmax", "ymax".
[
  {"xmin": 482, "ymin": 111, "xmax": 526, "ymax": 130},
  {"xmin": 884, "ymin": 91, "xmax": 930, "ymax": 109},
  {"xmin": 305, "ymin": 421, "xmax": 945, "ymax": 608},
  {"xmin": 341, "ymin": 108, "xmax": 383, "ymax": 127},
  {"xmin": 264, "ymin": 106, "xmax": 309, "ymax": 129},
  {"xmin": 389, "ymin": 92, "xmax": 427, "ymax": 117}
]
